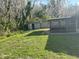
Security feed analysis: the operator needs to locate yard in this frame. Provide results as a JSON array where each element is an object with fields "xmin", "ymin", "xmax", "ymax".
[{"xmin": 0, "ymin": 29, "xmax": 79, "ymax": 59}]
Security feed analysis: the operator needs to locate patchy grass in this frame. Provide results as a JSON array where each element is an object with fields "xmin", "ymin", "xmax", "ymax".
[{"xmin": 0, "ymin": 29, "xmax": 79, "ymax": 59}]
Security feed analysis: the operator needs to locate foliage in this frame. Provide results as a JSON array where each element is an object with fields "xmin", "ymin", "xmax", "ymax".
[
  {"xmin": 48, "ymin": 0, "xmax": 68, "ymax": 17},
  {"xmin": 34, "ymin": 4, "xmax": 47, "ymax": 19},
  {"xmin": 0, "ymin": 0, "xmax": 37, "ymax": 33}
]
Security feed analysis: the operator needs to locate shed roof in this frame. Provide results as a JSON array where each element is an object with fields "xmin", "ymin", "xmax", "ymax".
[{"xmin": 48, "ymin": 17, "xmax": 71, "ymax": 21}]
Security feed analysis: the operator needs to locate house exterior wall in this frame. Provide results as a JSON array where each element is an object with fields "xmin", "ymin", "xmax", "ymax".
[
  {"xmin": 65, "ymin": 18, "xmax": 76, "ymax": 32},
  {"xmin": 71, "ymin": 13, "xmax": 79, "ymax": 32},
  {"xmin": 28, "ymin": 24, "xmax": 32, "ymax": 30},
  {"xmin": 40, "ymin": 22, "xmax": 50, "ymax": 28},
  {"xmin": 50, "ymin": 20, "xmax": 66, "ymax": 33},
  {"xmin": 34, "ymin": 22, "xmax": 40, "ymax": 29},
  {"xmin": 28, "ymin": 21, "xmax": 50, "ymax": 30},
  {"xmin": 74, "ymin": 15, "xmax": 79, "ymax": 32},
  {"xmin": 34, "ymin": 22, "xmax": 50, "ymax": 29},
  {"xmin": 50, "ymin": 17, "xmax": 76, "ymax": 33}
]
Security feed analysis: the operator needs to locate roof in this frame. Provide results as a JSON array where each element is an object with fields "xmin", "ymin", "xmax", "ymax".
[{"xmin": 48, "ymin": 17, "xmax": 71, "ymax": 21}]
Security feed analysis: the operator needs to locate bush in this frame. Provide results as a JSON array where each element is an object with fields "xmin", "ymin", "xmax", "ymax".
[{"xmin": 0, "ymin": 24, "xmax": 5, "ymax": 36}]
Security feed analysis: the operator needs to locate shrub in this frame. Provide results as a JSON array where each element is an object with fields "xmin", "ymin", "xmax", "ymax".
[{"xmin": 0, "ymin": 24, "xmax": 5, "ymax": 36}]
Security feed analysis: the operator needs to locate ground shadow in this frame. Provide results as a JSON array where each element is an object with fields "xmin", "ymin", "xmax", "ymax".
[
  {"xmin": 45, "ymin": 33, "xmax": 79, "ymax": 57},
  {"xmin": 26, "ymin": 30, "xmax": 49, "ymax": 36}
]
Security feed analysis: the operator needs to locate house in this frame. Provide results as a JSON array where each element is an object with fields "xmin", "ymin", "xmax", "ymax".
[
  {"xmin": 28, "ymin": 21, "xmax": 50, "ymax": 30},
  {"xmin": 49, "ymin": 14, "xmax": 79, "ymax": 33},
  {"xmin": 28, "ymin": 13, "xmax": 79, "ymax": 32}
]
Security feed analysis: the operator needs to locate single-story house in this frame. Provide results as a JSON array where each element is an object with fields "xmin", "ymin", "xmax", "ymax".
[
  {"xmin": 28, "ymin": 21, "xmax": 50, "ymax": 30},
  {"xmin": 49, "ymin": 13, "xmax": 79, "ymax": 33},
  {"xmin": 28, "ymin": 13, "xmax": 79, "ymax": 33}
]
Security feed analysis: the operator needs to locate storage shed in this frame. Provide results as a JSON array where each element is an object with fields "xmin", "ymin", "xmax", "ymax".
[{"xmin": 49, "ymin": 16, "xmax": 79, "ymax": 33}]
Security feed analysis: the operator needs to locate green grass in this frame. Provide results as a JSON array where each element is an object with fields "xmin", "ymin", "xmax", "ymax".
[{"xmin": 0, "ymin": 29, "xmax": 79, "ymax": 59}]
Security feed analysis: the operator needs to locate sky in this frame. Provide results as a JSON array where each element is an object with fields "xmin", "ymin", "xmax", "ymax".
[
  {"xmin": 42, "ymin": 0, "xmax": 79, "ymax": 5},
  {"xmin": 36, "ymin": 0, "xmax": 48, "ymax": 5},
  {"xmin": 69, "ymin": 0, "xmax": 79, "ymax": 5}
]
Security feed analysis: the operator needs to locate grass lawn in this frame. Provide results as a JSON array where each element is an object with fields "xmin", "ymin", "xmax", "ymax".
[{"xmin": 0, "ymin": 29, "xmax": 79, "ymax": 59}]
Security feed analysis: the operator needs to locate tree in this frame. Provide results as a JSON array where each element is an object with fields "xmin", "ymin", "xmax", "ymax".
[
  {"xmin": 15, "ymin": 0, "xmax": 37, "ymax": 30},
  {"xmin": 0, "ymin": 0, "xmax": 26, "ymax": 32},
  {"xmin": 48, "ymin": 0, "xmax": 68, "ymax": 18}
]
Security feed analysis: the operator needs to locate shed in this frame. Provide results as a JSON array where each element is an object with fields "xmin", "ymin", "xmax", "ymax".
[
  {"xmin": 28, "ymin": 21, "xmax": 50, "ymax": 30},
  {"xmin": 49, "ymin": 16, "xmax": 79, "ymax": 33}
]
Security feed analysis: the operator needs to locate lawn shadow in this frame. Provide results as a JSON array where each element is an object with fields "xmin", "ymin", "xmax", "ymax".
[
  {"xmin": 45, "ymin": 33, "xmax": 79, "ymax": 57},
  {"xmin": 26, "ymin": 29, "xmax": 49, "ymax": 36}
]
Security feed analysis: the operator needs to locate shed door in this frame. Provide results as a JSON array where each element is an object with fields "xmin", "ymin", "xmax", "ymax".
[{"xmin": 32, "ymin": 23, "xmax": 35, "ymax": 30}]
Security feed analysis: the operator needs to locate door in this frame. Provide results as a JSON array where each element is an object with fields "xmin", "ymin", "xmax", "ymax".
[{"xmin": 32, "ymin": 23, "xmax": 35, "ymax": 30}]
